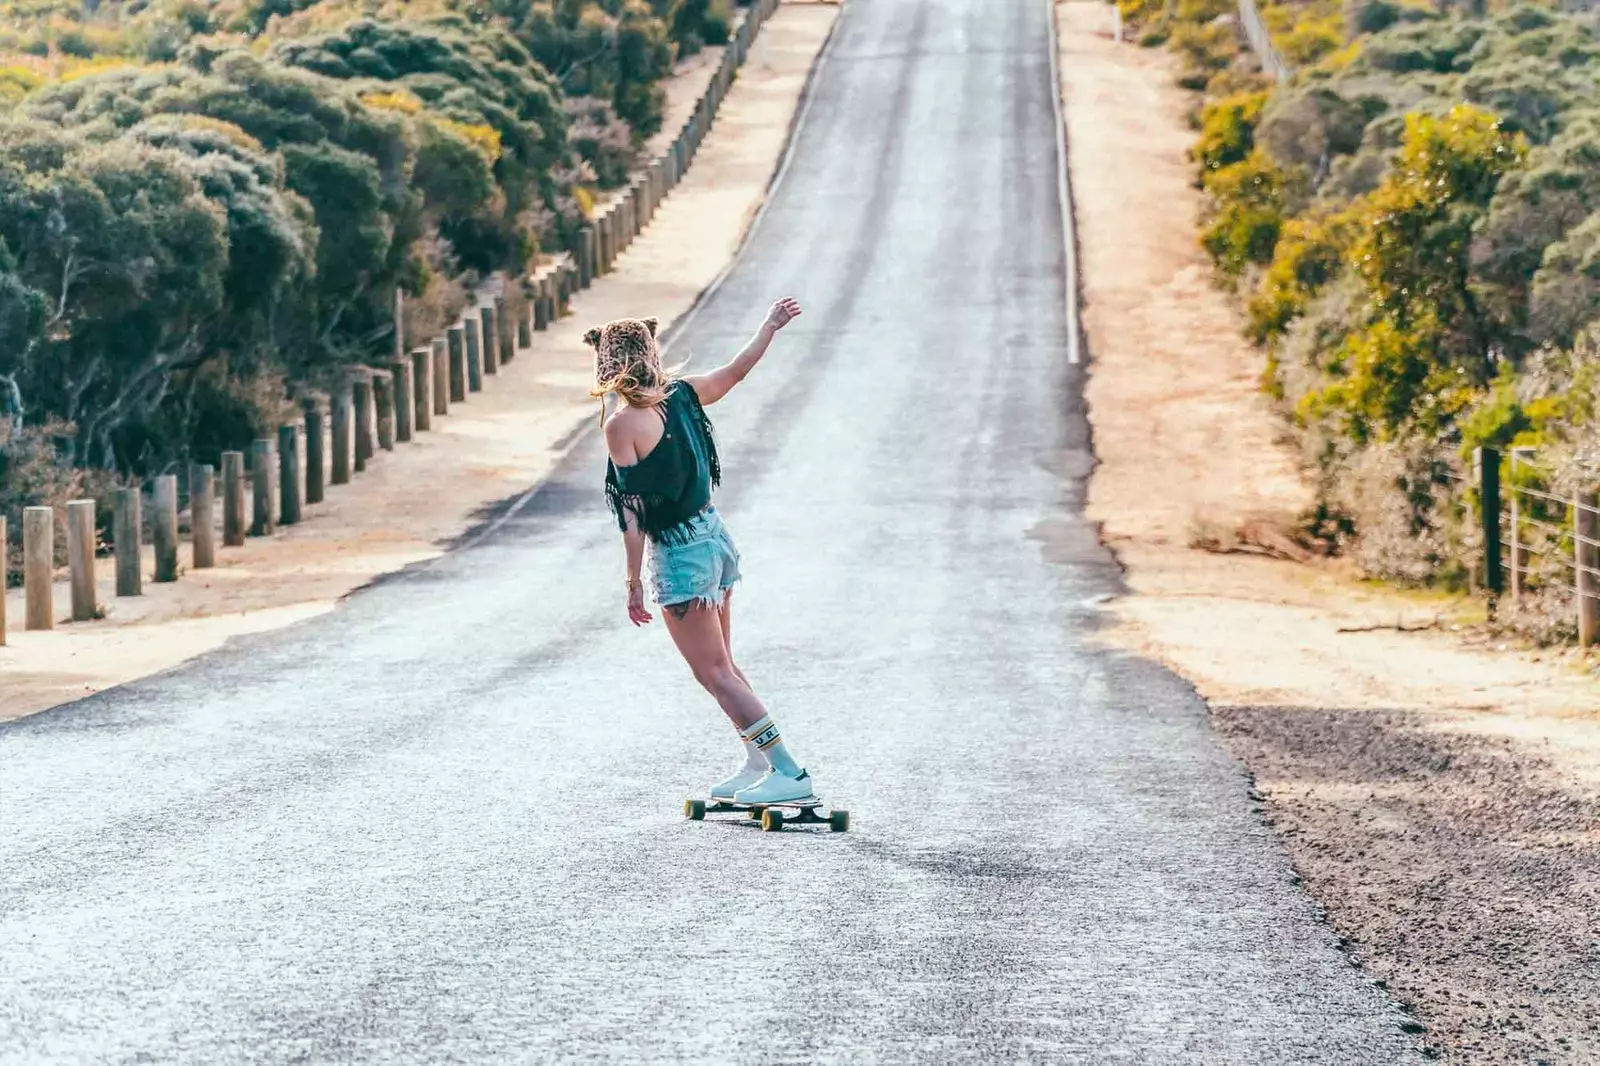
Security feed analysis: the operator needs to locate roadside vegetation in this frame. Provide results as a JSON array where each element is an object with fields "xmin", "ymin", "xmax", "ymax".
[
  {"xmin": 0, "ymin": 0, "xmax": 735, "ymax": 580},
  {"xmin": 1121, "ymin": 0, "xmax": 1600, "ymax": 643}
]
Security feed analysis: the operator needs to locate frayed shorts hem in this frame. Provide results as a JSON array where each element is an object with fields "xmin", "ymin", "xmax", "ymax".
[{"xmin": 647, "ymin": 507, "xmax": 742, "ymax": 609}]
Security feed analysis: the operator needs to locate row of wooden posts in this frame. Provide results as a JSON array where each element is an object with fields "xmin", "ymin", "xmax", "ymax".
[{"xmin": 0, "ymin": 0, "xmax": 783, "ymax": 646}]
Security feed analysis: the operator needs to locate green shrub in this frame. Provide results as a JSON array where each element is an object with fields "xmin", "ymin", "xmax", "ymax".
[
  {"xmin": 1200, "ymin": 150, "xmax": 1291, "ymax": 277},
  {"xmin": 1195, "ymin": 90, "xmax": 1269, "ymax": 174},
  {"xmin": 1279, "ymin": 13, "xmax": 1343, "ymax": 66},
  {"xmin": 1247, "ymin": 210, "xmax": 1355, "ymax": 342},
  {"xmin": 1170, "ymin": 21, "xmax": 1236, "ymax": 91}
]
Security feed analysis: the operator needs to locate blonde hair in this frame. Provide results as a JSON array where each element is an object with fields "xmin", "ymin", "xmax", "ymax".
[{"xmin": 584, "ymin": 317, "xmax": 682, "ymax": 414}]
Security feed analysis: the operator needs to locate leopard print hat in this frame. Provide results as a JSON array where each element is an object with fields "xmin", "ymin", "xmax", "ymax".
[{"xmin": 585, "ymin": 317, "xmax": 662, "ymax": 395}]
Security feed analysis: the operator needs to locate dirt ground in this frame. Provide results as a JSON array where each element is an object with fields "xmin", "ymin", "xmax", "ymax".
[
  {"xmin": 1056, "ymin": 2, "xmax": 1600, "ymax": 1061},
  {"xmin": 0, "ymin": 1, "xmax": 839, "ymax": 722}
]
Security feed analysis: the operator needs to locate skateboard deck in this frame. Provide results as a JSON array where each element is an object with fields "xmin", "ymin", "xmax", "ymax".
[{"xmin": 684, "ymin": 796, "xmax": 850, "ymax": 833}]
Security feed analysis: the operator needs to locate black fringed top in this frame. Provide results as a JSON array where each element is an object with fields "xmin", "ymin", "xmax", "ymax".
[{"xmin": 604, "ymin": 380, "xmax": 722, "ymax": 545}]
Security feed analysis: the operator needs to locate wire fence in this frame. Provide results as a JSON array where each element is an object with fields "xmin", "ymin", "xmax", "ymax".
[
  {"xmin": 1485, "ymin": 447, "xmax": 1600, "ymax": 645},
  {"xmin": 1235, "ymin": 0, "xmax": 1289, "ymax": 82}
]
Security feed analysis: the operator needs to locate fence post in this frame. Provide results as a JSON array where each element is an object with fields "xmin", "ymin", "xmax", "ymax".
[
  {"xmin": 66, "ymin": 499, "xmax": 97, "ymax": 622},
  {"xmin": 23, "ymin": 505, "xmax": 53, "ymax": 630},
  {"xmin": 278, "ymin": 424, "xmax": 303, "ymax": 526},
  {"xmin": 1477, "ymin": 447, "xmax": 1503, "ymax": 613},
  {"xmin": 534, "ymin": 277, "xmax": 550, "ymax": 332},
  {"xmin": 412, "ymin": 348, "xmax": 434, "ymax": 432},
  {"xmin": 250, "ymin": 438, "xmax": 277, "ymax": 536},
  {"xmin": 0, "ymin": 516, "xmax": 6, "ymax": 644},
  {"xmin": 587, "ymin": 227, "xmax": 600, "ymax": 285},
  {"xmin": 393, "ymin": 358, "xmax": 414, "ymax": 442},
  {"xmin": 303, "ymin": 399, "xmax": 326, "ymax": 505},
  {"xmin": 152, "ymin": 475, "xmax": 179, "ymax": 582},
  {"xmin": 447, "ymin": 325, "xmax": 467, "ymax": 403},
  {"xmin": 352, "ymin": 376, "xmax": 375, "ymax": 471},
  {"xmin": 373, "ymin": 370, "xmax": 396, "ymax": 452},
  {"xmin": 432, "ymin": 339, "xmax": 450, "ymax": 415},
  {"xmin": 1578, "ymin": 488, "xmax": 1599, "ymax": 647},
  {"xmin": 191, "ymin": 464, "xmax": 216, "ymax": 569},
  {"xmin": 516, "ymin": 289, "xmax": 532, "ymax": 350},
  {"xmin": 330, "ymin": 388, "xmax": 353, "ymax": 486},
  {"xmin": 114, "ymin": 487, "xmax": 142, "ymax": 596},
  {"xmin": 497, "ymin": 293, "xmax": 513, "ymax": 365},
  {"xmin": 464, "ymin": 317, "xmax": 484, "ymax": 393},
  {"xmin": 222, "ymin": 452, "xmax": 246, "ymax": 547},
  {"xmin": 479, "ymin": 303, "xmax": 499, "ymax": 376}
]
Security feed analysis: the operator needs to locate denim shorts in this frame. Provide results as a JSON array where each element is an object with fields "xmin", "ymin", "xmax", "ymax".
[{"xmin": 648, "ymin": 507, "xmax": 742, "ymax": 609}]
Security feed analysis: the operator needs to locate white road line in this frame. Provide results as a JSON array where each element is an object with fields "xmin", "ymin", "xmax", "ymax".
[{"xmin": 1045, "ymin": 0, "xmax": 1083, "ymax": 366}]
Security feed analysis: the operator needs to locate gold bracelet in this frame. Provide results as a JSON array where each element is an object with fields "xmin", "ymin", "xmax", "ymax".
[{"xmin": 625, "ymin": 577, "xmax": 642, "ymax": 591}]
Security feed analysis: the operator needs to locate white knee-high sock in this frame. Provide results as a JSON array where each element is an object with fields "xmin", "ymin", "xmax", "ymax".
[{"xmin": 741, "ymin": 715, "xmax": 802, "ymax": 777}]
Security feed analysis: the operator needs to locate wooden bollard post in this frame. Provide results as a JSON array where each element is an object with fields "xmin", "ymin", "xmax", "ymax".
[
  {"xmin": 447, "ymin": 325, "xmax": 467, "ymax": 403},
  {"xmin": 330, "ymin": 389, "xmax": 353, "ymax": 486},
  {"xmin": 222, "ymin": 453, "xmax": 246, "ymax": 547},
  {"xmin": 250, "ymin": 438, "xmax": 277, "ymax": 536},
  {"xmin": 394, "ymin": 287, "xmax": 405, "ymax": 363},
  {"xmin": 1578, "ymin": 488, "xmax": 1599, "ymax": 647},
  {"xmin": 23, "ymin": 505, "xmax": 54, "ymax": 630},
  {"xmin": 373, "ymin": 370, "xmax": 396, "ymax": 451},
  {"xmin": 430, "ymin": 341, "xmax": 450, "ymax": 415},
  {"xmin": 534, "ymin": 278, "xmax": 550, "ymax": 331},
  {"xmin": 479, "ymin": 303, "xmax": 499, "ymax": 376},
  {"xmin": 152, "ymin": 475, "xmax": 179, "ymax": 583},
  {"xmin": 191, "ymin": 464, "xmax": 216, "ymax": 569},
  {"xmin": 352, "ymin": 376, "xmax": 375, "ymax": 471},
  {"xmin": 497, "ymin": 293, "xmax": 514, "ymax": 365},
  {"xmin": 278, "ymin": 424, "xmax": 302, "ymax": 526},
  {"xmin": 598, "ymin": 215, "xmax": 613, "ymax": 274},
  {"xmin": 0, "ymin": 516, "xmax": 6, "ymax": 643},
  {"xmin": 114, "ymin": 487, "xmax": 142, "ymax": 596},
  {"xmin": 517, "ymin": 290, "xmax": 533, "ymax": 349},
  {"xmin": 412, "ymin": 348, "xmax": 434, "ymax": 431},
  {"xmin": 464, "ymin": 317, "xmax": 484, "ymax": 393},
  {"xmin": 66, "ymin": 499, "xmax": 97, "ymax": 622},
  {"xmin": 303, "ymin": 399, "xmax": 326, "ymax": 505},
  {"xmin": 393, "ymin": 359, "xmax": 414, "ymax": 441},
  {"xmin": 578, "ymin": 226, "xmax": 595, "ymax": 288}
]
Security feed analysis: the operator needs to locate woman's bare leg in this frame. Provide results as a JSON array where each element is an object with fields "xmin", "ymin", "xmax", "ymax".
[
  {"xmin": 717, "ymin": 590, "xmax": 750, "ymax": 687},
  {"xmin": 663, "ymin": 600, "xmax": 768, "ymax": 732}
]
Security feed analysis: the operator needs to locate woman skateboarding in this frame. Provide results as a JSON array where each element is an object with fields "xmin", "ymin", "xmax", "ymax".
[{"xmin": 587, "ymin": 298, "xmax": 812, "ymax": 806}]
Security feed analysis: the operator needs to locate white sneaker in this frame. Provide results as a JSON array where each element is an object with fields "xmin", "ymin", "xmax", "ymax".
[
  {"xmin": 732, "ymin": 768, "xmax": 815, "ymax": 805},
  {"xmin": 710, "ymin": 764, "xmax": 767, "ymax": 800}
]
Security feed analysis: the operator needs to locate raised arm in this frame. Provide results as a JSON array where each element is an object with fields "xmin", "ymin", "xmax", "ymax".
[{"xmin": 680, "ymin": 297, "xmax": 801, "ymax": 405}]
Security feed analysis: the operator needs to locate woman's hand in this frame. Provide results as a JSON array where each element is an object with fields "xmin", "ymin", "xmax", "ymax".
[
  {"xmin": 764, "ymin": 297, "xmax": 802, "ymax": 332},
  {"xmin": 627, "ymin": 582, "xmax": 653, "ymax": 626}
]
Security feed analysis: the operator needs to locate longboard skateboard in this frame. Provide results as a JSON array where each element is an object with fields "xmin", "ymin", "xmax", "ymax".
[{"xmin": 684, "ymin": 796, "xmax": 850, "ymax": 833}]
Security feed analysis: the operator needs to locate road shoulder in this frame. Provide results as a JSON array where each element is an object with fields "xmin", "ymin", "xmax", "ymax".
[{"xmin": 1055, "ymin": 2, "xmax": 1600, "ymax": 1060}]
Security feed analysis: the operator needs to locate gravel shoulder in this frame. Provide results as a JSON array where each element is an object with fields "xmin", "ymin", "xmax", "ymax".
[
  {"xmin": 0, "ymin": 2, "xmax": 839, "ymax": 723},
  {"xmin": 1056, "ymin": 2, "xmax": 1600, "ymax": 1060}
]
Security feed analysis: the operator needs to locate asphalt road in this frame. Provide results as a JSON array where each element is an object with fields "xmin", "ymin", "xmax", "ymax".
[{"xmin": 1, "ymin": 0, "xmax": 1424, "ymax": 1061}]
